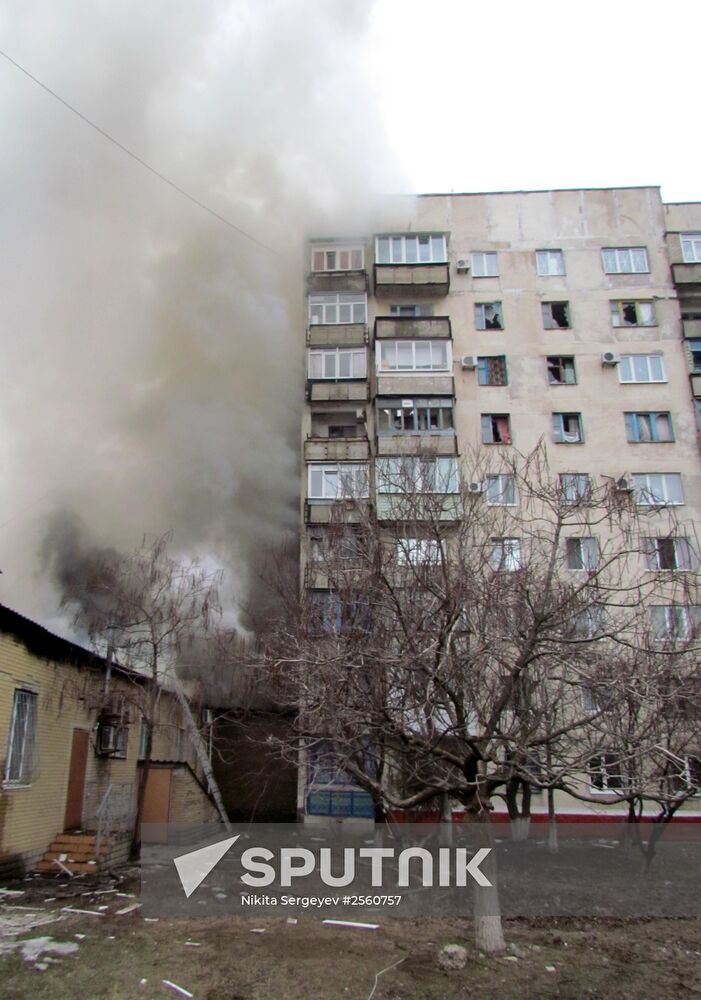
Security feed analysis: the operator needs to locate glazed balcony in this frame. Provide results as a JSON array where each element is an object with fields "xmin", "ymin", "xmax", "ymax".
[
  {"xmin": 374, "ymin": 316, "xmax": 451, "ymax": 341},
  {"xmin": 374, "ymin": 262, "xmax": 450, "ymax": 298}
]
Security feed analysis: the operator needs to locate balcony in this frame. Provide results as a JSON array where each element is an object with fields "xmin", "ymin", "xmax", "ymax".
[
  {"xmin": 375, "ymin": 493, "xmax": 462, "ymax": 522},
  {"xmin": 374, "ymin": 262, "xmax": 450, "ymax": 298},
  {"xmin": 376, "ymin": 435, "xmax": 456, "ymax": 457},
  {"xmin": 376, "ymin": 373, "xmax": 453, "ymax": 396},
  {"xmin": 374, "ymin": 316, "xmax": 451, "ymax": 341},
  {"xmin": 672, "ymin": 262, "xmax": 701, "ymax": 286},
  {"xmin": 691, "ymin": 375, "xmax": 701, "ymax": 398},
  {"xmin": 683, "ymin": 319, "xmax": 701, "ymax": 340},
  {"xmin": 307, "ymin": 381, "xmax": 370, "ymax": 403},
  {"xmin": 304, "ymin": 500, "xmax": 370, "ymax": 524},
  {"xmin": 304, "ymin": 436, "xmax": 370, "ymax": 462},
  {"xmin": 307, "ymin": 270, "xmax": 368, "ymax": 295},
  {"xmin": 307, "ymin": 323, "xmax": 368, "ymax": 347}
]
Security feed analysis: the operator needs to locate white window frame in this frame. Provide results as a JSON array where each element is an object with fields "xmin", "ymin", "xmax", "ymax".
[
  {"xmin": 308, "ymin": 463, "xmax": 369, "ymax": 500},
  {"xmin": 643, "ymin": 536, "xmax": 694, "ymax": 571},
  {"xmin": 681, "ymin": 233, "xmax": 701, "ymax": 264},
  {"xmin": 633, "ymin": 473, "xmax": 683, "ymax": 506},
  {"xmin": 589, "ymin": 753, "xmax": 623, "ymax": 794},
  {"xmin": 376, "ymin": 456, "xmax": 459, "ymax": 495},
  {"xmin": 536, "ymin": 249, "xmax": 565, "ymax": 276},
  {"xmin": 375, "ymin": 234, "xmax": 447, "ymax": 265},
  {"xmin": 474, "ymin": 302, "xmax": 503, "ymax": 330},
  {"xmin": 566, "ymin": 537, "xmax": 599, "ymax": 571},
  {"xmin": 395, "ymin": 538, "xmax": 443, "ymax": 566},
  {"xmin": 559, "ymin": 473, "xmax": 591, "ymax": 504},
  {"xmin": 486, "ymin": 474, "xmax": 518, "ymax": 506},
  {"xmin": 490, "ymin": 537, "xmax": 521, "ymax": 572},
  {"xmin": 308, "ymin": 347, "xmax": 367, "ymax": 380},
  {"xmin": 4, "ymin": 689, "xmax": 38, "ymax": 785},
  {"xmin": 471, "ymin": 252, "xmax": 499, "ymax": 277},
  {"xmin": 618, "ymin": 354, "xmax": 666, "ymax": 384},
  {"xmin": 376, "ymin": 340, "xmax": 451, "ymax": 373},
  {"xmin": 610, "ymin": 300, "xmax": 656, "ymax": 327},
  {"xmin": 311, "ymin": 243, "xmax": 364, "ymax": 272},
  {"xmin": 376, "ymin": 397, "xmax": 454, "ymax": 435},
  {"xmin": 650, "ymin": 605, "xmax": 701, "ymax": 641},
  {"xmin": 309, "ymin": 293, "xmax": 367, "ymax": 326},
  {"xmin": 601, "ymin": 247, "xmax": 650, "ymax": 274}
]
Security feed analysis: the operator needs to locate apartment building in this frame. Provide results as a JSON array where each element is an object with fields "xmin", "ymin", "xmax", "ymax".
[{"xmin": 301, "ymin": 186, "xmax": 701, "ymax": 823}]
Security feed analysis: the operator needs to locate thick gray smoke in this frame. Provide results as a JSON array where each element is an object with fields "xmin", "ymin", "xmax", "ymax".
[{"xmin": 0, "ymin": 1, "xmax": 407, "ymax": 632}]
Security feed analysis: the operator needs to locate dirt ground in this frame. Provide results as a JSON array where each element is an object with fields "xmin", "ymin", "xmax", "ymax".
[{"xmin": 1, "ymin": 874, "xmax": 700, "ymax": 999}]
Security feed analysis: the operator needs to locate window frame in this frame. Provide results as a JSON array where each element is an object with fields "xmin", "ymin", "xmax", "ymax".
[
  {"xmin": 477, "ymin": 356, "xmax": 508, "ymax": 386},
  {"xmin": 565, "ymin": 536, "xmax": 599, "ymax": 571},
  {"xmin": 632, "ymin": 473, "xmax": 684, "ymax": 506},
  {"xmin": 375, "ymin": 234, "xmax": 447, "ymax": 265},
  {"xmin": 307, "ymin": 463, "xmax": 369, "ymax": 501},
  {"xmin": 4, "ymin": 689, "xmax": 38, "ymax": 785},
  {"xmin": 650, "ymin": 605, "xmax": 701, "ymax": 642},
  {"xmin": 308, "ymin": 347, "xmax": 367, "ymax": 380},
  {"xmin": 474, "ymin": 301, "xmax": 503, "ymax": 330},
  {"xmin": 311, "ymin": 243, "xmax": 365, "ymax": 272},
  {"xmin": 601, "ymin": 247, "xmax": 650, "ymax": 274},
  {"xmin": 618, "ymin": 354, "xmax": 667, "ymax": 384},
  {"xmin": 547, "ymin": 355, "xmax": 577, "ymax": 385},
  {"xmin": 375, "ymin": 397, "xmax": 454, "ymax": 435},
  {"xmin": 541, "ymin": 301, "xmax": 571, "ymax": 329},
  {"xmin": 376, "ymin": 339, "xmax": 451, "ymax": 373},
  {"xmin": 589, "ymin": 753, "xmax": 623, "ymax": 794},
  {"xmin": 490, "ymin": 537, "xmax": 521, "ymax": 572},
  {"xmin": 610, "ymin": 300, "xmax": 656, "ymax": 327},
  {"xmin": 376, "ymin": 456, "xmax": 459, "ymax": 495},
  {"xmin": 486, "ymin": 474, "xmax": 518, "ymax": 506},
  {"xmin": 559, "ymin": 473, "xmax": 591, "ymax": 505},
  {"xmin": 681, "ymin": 233, "xmax": 701, "ymax": 264},
  {"xmin": 536, "ymin": 249, "xmax": 565, "ymax": 276},
  {"xmin": 642, "ymin": 536, "xmax": 695, "ymax": 572},
  {"xmin": 471, "ymin": 252, "xmax": 499, "ymax": 278},
  {"xmin": 308, "ymin": 293, "xmax": 367, "ymax": 326},
  {"xmin": 552, "ymin": 412, "xmax": 584, "ymax": 444},
  {"xmin": 481, "ymin": 413, "xmax": 512, "ymax": 445},
  {"xmin": 624, "ymin": 411, "xmax": 674, "ymax": 443},
  {"xmin": 395, "ymin": 538, "xmax": 443, "ymax": 566}
]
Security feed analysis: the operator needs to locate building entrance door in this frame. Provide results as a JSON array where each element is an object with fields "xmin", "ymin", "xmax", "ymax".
[{"xmin": 64, "ymin": 728, "xmax": 89, "ymax": 831}]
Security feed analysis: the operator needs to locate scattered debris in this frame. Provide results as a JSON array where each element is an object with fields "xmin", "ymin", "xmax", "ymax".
[
  {"xmin": 286, "ymin": 918, "xmax": 298, "ymax": 925},
  {"xmin": 367, "ymin": 956, "xmax": 406, "ymax": 1000},
  {"xmin": 502, "ymin": 955, "xmax": 518, "ymax": 962},
  {"xmin": 53, "ymin": 860, "xmax": 75, "ymax": 878},
  {"xmin": 61, "ymin": 907, "xmax": 105, "ymax": 917},
  {"xmin": 0, "ymin": 935, "xmax": 79, "ymax": 963},
  {"xmin": 436, "ymin": 943, "xmax": 468, "ymax": 971},
  {"xmin": 116, "ymin": 903, "xmax": 141, "ymax": 916},
  {"xmin": 545, "ymin": 964, "xmax": 556, "ymax": 972},
  {"xmin": 322, "ymin": 919, "xmax": 379, "ymax": 931},
  {"xmin": 144, "ymin": 917, "xmax": 160, "ymax": 923},
  {"xmin": 74, "ymin": 933, "xmax": 86, "ymax": 940},
  {"xmin": 250, "ymin": 928, "xmax": 266, "ymax": 934},
  {"xmin": 0, "ymin": 888, "xmax": 25, "ymax": 898},
  {"xmin": 184, "ymin": 941, "xmax": 201, "ymax": 947},
  {"xmin": 162, "ymin": 979, "xmax": 194, "ymax": 998}
]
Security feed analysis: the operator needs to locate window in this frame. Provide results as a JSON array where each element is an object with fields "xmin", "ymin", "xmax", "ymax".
[
  {"xmin": 566, "ymin": 537, "xmax": 599, "ymax": 571},
  {"xmin": 589, "ymin": 753, "xmax": 622, "ymax": 793},
  {"xmin": 308, "ymin": 348, "xmax": 366, "ymax": 380},
  {"xmin": 308, "ymin": 592, "xmax": 369, "ymax": 635},
  {"xmin": 490, "ymin": 538, "xmax": 521, "ymax": 571},
  {"xmin": 395, "ymin": 538, "xmax": 442, "ymax": 566},
  {"xmin": 376, "ymin": 456, "xmax": 459, "ymax": 494},
  {"xmin": 542, "ymin": 301, "xmax": 571, "ymax": 329},
  {"xmin": 624, "ymin": 411, "xmax": 674, "ymax": 443},
  {"xmin": 477, "ymin": 356, "xmax": 508, "ymax": 386},
  {"xmin": 481, "ymin": 414, "xmax": 511, "ymax": 444},
  {"xmin": 574, "ymin": 606, "xmax": 605, "ymax": 639},
  {"xmin": 4, "ymin": 690, "xmax": 38, "ymax": 784},
  {"xmin": 375, "ymin": 234, "xmax": 447, "ymax": 264},
  {"xmin": 552, "ymin": 412, "xmax": 583, "ymax": 443},
  {"xmin": 650, "ymin": 605, "xmax": 701, "ymax": 641},
  {"xmin": 309, "ymin": 294, "xmax": 367, "ymax": 325},
  {"xmin": 471, "ymin": 252, "xmax": 499, "ymax": 277},
  {"xmin": 610, "ymin": 300, "xmax": 655, "ymax": 327},
  {"xmin": 687, "ymin": 339, "xmax": 701, "ymax": 373},
  {"xmin": 376, "ymin": 340, "xmax": 451, "ymax": 372},
  {"xmin": 311, "ymin": 244, "xmax": 364, "ymax": 272},
  {"xmin": 618, "ymin": 354, "xmax": 666, "ymax": 383},
  {"xmin": 376, "ymin": 397, "xmax": 454, "ymax": 434},
  {"xmin": 389, "ymin": 304, "xmax": 434, "ymax": 317},
  {"xmin": 474, "ymin": 302, "xmax": 503, "ymax": 330},
  {"xmin": 486, "ymin": 474, "xmax": 518, "ymax": 506},
  {"xmin": 308, "ymin": 464, "xmax": 369, "ymax": 500},
  {"xmin": 560, "ymin": 473, "xmax": 591, "ymax": 504},
  {"xmin": 642, "ymin": 536, "xmax": 695, "ymax": 571},
  {"xmin": 681, "ymin": 233, "xmax": 701, "ymax": 264},
  {"xmin": 547, "ymin": 356, "xmax": 577, "ymax": 385},
  {"xmin": 601, "ymin": 247, "xmax": 649, "ymax": 274},
  {"xmin": 536, "ymin": 249, "xmax": 565, "ymax": 276},
  {"xmin": 632, "ymin": 473, "xmax": 683, "ymax": 506},
  {"xmin": 581, "ymin": 686, "xmax": 600, "ymax": 714},
  {"xmin": 138, "ymin": 720, "xmax": 148, "ymax": 761}
]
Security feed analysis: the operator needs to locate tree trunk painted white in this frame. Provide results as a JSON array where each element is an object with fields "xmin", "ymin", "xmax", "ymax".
[{"xmin": 472, "ymin": 816, "xmax": 506, "ymax": 954}]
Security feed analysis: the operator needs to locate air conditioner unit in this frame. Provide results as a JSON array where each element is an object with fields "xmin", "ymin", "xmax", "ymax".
[
  {"xmin": 456, "ymin": 258, "xmax": 470, "ymax": 273},
  {"xmin": 616, "ymin": 476, "xmax": 634, "ymax": 492},
  {"xmin": 467, "ymin": 481, "xmax": 485, "ymax": 494},
  {"xmin": 602, "ymin": 351, "xmax": 620, "ymax": 366},
  {"xmin": 461, "ymin": 355, "xmax": 478, "ymax": 369},
  {"xmin": 202, "ymin": 708, "xmax": 214, "ymax": 726},
  {"xmin": 355, "ymin": 409, "xmax": 366, "ymax": 423}
]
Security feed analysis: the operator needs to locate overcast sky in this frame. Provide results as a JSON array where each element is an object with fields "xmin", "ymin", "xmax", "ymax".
[{"xmin": 370, "ymin": 0, "xmax": 700, "ymax": 202}]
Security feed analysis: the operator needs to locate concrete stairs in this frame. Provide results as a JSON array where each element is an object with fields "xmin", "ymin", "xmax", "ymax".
[{"xmin": 34, "ymin": 833, "xmax": 111, "ymax": 875}]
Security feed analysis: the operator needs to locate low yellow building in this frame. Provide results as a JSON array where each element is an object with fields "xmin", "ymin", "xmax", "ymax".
[{"xmin": 0, "ymin": 603, "xmax": 217, "ymax": 878}]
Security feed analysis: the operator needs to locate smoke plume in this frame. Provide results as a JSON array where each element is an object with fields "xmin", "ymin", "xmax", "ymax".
[{"xmin": 0, "ymin": 1, "xmax": 407, "ymax": 632}]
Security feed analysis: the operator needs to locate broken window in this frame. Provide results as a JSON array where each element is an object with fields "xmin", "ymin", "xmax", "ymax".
[
  {"xmin": 376, "ymin": 397, "xmax": 454, "ymax": 434},
  {"xmin": 477, "ymin": 356, "xmax": 508, "ymax": 386},
  {"xmin": 547, "ymin": 356, "xmax": 577, "ymax": 385},
  {"xmin": 490, "ymin": 538, "xmax": 521, "ymax": 571},
  {"xmin": 566, "ymin": 537, "xmax": 599, "ymax": 571},
  {"xmin": 475, "ymin": 302, "xmax": 503, "ymax": 330},
  {"xmin": 311, "ymin": 411, "xmax": 365, "ymax": 439},
  {"xmin": 471, "ymin": 252, "xmax": 499, "ymax": 277},
  {"xmin": 552, "ymin": 412, "xmax": 583, "ymax": 443},
  {"xmin": 481, "ymin": 414, "xmax": 512, "ymax": 444},
  {"xmin": 687, "ymin": 339, "xmax": 701, "ymax": 373},
  {"xmin": 541, "ymin": 301, "xmax": 571, "ymax": 329},
  {"xmin": 610, "ymin": 300, "xmax": 656, "ymax": 327},
  {"xmin": 375, "ymin": 235, "xmax": 447, "ymax": 264},
  {"xmin": 559, "ymin": 473, "xmax": 591, "ymax": 504},
  {"xmin": 309, "ymin": 293, "xmax": 367, "ymax": 325},
  {"xmin": 311, "ymin": 244, "xmax": 364, "ymax": 272},
  {"xmin": 4, "ymin": 690, "xmax": 38, "ymax": 784},
  {"xmin": 486, "ymin": 474, "xmax": 517, "ymax": 506},
  {"xmin": 624, "ymin": 411, "xmax": 674, "ymax": 443},
  {"xmin": 642, "ymin": 536, "xmax": 695, "ymax": 571},
  {"xmin": 536, "ymin": 249, "xmax": 565, "ymax": 276},
  {"xmin": 601, "ymin": 247, "xmax": 649, "ymax": 274}
]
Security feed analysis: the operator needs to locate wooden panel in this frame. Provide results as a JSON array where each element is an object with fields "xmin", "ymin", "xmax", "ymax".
[
  {"xmin": 64, "ymin": 729, "xmax": 89, "ymax": 831},
  {"xmin": 143, "ymin": 767, "xmax": 173, "ymax": 825}
]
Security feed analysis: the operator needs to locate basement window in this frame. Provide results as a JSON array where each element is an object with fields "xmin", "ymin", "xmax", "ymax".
[
  {"xmin": 542, "ymin": 301, "xmax": 571, "ymax": 329},
  {"xmin": 475, "ymin": 302, "xmax": 503, "ymax": 330},
  {"xmin": 547, "ymin": 356, "xmax": 577, "ymax": 385},
  {"xmin": 481, "ymin": 414, "xmax": 511, "ymax": 444}
]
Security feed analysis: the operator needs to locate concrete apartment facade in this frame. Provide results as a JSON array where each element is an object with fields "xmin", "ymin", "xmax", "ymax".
[{"xmin": 301, "ymin": 186, "xmax": 701, "ymax": 823}]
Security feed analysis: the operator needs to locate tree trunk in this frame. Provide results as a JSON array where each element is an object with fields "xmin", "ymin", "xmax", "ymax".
[
  {"xmin": 547, "ymin": 786, "xmax": 558, "ymax": 853},
  {"xmin": 472, "ymin": 813, "xmax": 505, "ymax": 954}
]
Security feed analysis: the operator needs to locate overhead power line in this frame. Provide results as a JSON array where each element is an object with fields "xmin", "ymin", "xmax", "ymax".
[{"xmin": 0, "ymin": 47, "xmax": 279, "ymax": 255}]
